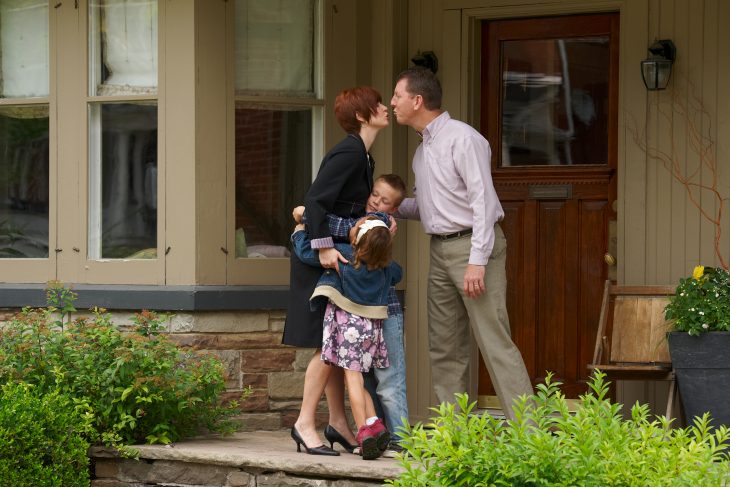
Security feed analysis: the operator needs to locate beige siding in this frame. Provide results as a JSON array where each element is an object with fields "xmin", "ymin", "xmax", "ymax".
[
  {"xmin": 623, "ymin": 0, "xmax": 730, "ymax": 285},
  {"xmin": 619, "ymin": 0, "xmax": 651, "ymax": 285}
]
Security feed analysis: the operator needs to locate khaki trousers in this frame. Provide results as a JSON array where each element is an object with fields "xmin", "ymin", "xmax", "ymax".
[{"xmin": 427, "ymin": 224, "xmax": 532, "ymax": 420}]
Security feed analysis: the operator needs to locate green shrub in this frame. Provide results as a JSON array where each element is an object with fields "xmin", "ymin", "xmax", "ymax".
[
  {"xmin": 0, "ymin": 381, "xmax": 91, "ymax": 486},
  {"xmin": 0, "ymin": 283, "xmax": 244, "ymax": 456},
  {"xmin": 390, "ymin": 372, "xmax": 730, "ymax": 486}
]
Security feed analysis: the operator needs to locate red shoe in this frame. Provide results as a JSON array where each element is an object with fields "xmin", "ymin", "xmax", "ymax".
[
  {"xmin": 356, "ymin": 425, "xmax": 381, "ymax": 460},
  {"xmin": 368, "ymin": 418, "xmax": 391, "ymax": 452}
]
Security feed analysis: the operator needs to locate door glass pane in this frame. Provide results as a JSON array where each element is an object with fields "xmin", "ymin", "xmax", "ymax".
[
  {"xmin": 235, "ymin": 0, "xmax": 315, "ymax": 96},
  {"xmin": 0, "ymin": 105, "xmax": 49, "ymax": 258},
  {"xmin": 89, "ymin": 0, "xmax": 158, "ymax": 96},
  {"xmin": 234, "ymin": 103, "xmax": 311, "ymax": 258},
  {"xmin": 0, "ymin": 0, "xmax": 49, "ymax": 98},
  {"xmin": 500, "ymin": 37, "xmax": 609, "ymax": 166},
  {"xmin": 88, "ymin": 102, "xmax": 157, "ymax": 259}
]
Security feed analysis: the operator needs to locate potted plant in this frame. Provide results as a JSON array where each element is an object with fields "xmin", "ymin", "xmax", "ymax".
[{"xmin": 665, "ymin": 265, "xmax": 730, "ymax": 429}]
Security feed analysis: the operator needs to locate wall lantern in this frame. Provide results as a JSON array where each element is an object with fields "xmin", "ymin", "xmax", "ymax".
[
  {"xmin": 641, "ymin": 39, "xmax": 676, "ymax": 90},
  {"xmin": 411, "ymin": 51, "xmax": 439, "ymax": 74}
]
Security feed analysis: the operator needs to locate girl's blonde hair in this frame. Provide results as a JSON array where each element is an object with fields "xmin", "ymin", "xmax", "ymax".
[{"xmin": 352, "ymin": 216, "xmax": 392, "ymax": 270}]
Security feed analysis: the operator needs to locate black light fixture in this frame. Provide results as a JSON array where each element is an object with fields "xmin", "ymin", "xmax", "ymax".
[
  {"xmin": 411, "ymin": 51, "xmax": 438, "ymax": 74},
  {"xmin": 641, "ymin": 39, "xmax": 676, "ymax": 90}
]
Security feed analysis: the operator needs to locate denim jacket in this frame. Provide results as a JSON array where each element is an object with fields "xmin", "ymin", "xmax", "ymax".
[{"xmin": 291, "ymin": 230, "xmax": 402, "ymax": 319}]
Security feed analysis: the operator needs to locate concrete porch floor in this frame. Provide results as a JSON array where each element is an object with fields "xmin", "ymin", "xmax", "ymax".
[{"xmin": 91, "ymin": 429, "xmax": 405, "ymax": 486}]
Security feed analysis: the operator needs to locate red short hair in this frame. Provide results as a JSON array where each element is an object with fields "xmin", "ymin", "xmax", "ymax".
[{"xmin": 334, "ymin": 86, "xmax": 382, "ymax": 134}]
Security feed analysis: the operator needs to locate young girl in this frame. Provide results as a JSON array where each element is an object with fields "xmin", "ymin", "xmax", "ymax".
[{"xmin": 291, "ymin": 214, "xmax": 402, "ymax": 460}]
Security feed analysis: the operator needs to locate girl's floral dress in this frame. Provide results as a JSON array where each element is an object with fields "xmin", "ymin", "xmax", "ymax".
[{"xmin": 320, "ymin": 301, "xmax": 389, "ymax": 372}]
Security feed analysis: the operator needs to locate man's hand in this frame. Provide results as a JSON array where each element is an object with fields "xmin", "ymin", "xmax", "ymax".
[
  {"xmin": 388, "ymin": 215, "xmax": 398, "ymax": 235},
  {"xmin": 463, "ymin": 264, "xmax": 486, "ymax": 298},
  {"xmin": 292, "ymin": 206, "xmax": 305, "ymax": 223},
  {"xmin": 319, "ymin": 247, "xmax": 348, "ymax": 274}
]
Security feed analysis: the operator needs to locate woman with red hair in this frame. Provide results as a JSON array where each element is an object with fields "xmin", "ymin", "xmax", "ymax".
[{"xmin": 282, "ymin": 86, "xmax": 391, "ymax": 456}]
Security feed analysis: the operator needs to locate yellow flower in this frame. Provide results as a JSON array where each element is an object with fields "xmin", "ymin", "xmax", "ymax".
[{"xmin": 693, "ymin": 265, "xmax": 705, "ymax": 280}]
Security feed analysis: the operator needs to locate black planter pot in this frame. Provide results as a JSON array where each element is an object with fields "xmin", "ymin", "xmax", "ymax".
[{"xmin": 667, "ymin": 331, "xmax": 730, "ymax": 429}]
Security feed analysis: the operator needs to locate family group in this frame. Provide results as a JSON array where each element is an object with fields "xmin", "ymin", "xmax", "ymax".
[{"xmin": 282, "ymin": 67, "xmax": 533, "ymax": 460}]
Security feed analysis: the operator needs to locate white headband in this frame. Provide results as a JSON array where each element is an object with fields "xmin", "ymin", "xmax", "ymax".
[{"xmin": 355, "ymin": 219, "xmax": 388, "ymax": 244}]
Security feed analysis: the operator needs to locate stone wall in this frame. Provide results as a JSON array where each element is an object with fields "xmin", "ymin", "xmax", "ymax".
[
  {"xmin": 93, "ymin": 458, "xmax": 385, "ymax": 486},
  {"xmin": 164, "ymin": 310, "xmax": 320, "ymax": 431}
]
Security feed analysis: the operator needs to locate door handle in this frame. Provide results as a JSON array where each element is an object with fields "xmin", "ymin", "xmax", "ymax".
[{"xmin": 604, "ymin": 253, "xmax": 616, "ymax": 266}]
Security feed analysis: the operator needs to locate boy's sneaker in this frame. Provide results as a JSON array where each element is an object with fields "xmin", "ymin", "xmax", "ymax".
[
  {"xmin": 381, "ymin": 441, "xmax": 404, "ymax": 458},
  {"xmin": 356, "ymin": 425, "xmax": 381, "ymax": 460},
  {"xmin": 368, "ymin": 418, "xmax": 391, "ymax": 452}
]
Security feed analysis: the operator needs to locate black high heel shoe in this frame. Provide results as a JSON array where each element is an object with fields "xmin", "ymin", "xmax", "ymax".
[
  {"xmin": 324, "ymin": 424, "xmax": 357, "ymax": 453},
  {"xmin": 291, "ymin": 427, "xmax": 340, "ymax": 456}
]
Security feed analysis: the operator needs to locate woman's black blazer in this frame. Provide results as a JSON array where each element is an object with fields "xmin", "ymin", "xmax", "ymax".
[{"xmin": 282, "ymin": 133, "xmax": 374, "ymax": 347}]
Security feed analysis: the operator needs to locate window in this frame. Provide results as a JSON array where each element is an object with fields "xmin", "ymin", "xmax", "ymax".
[
  {"xmin": 0, "ymin": 0, "xmax": 49, "ymax": 259},
  {"xmin": 233, "ymin": 0, "xmax": 322, "ymax": 261},
  {"xmin": 1, "ymin": 1, "xmax": 325, "ymax": 286},
  {"xmin": 88, "ymin": 0, "xmax": 158, "ymax": 260},
  {"xmin": 499, "ymin": 36, "xmax": 610, "ymax": 166}
]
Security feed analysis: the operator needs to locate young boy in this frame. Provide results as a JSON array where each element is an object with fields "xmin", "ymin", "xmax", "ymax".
[{"xmin": 293, "ymin": 174, "xmax": 409, "ymax": 456}]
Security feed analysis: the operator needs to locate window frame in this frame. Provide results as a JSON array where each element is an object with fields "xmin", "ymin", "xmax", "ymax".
[
  {"xmin": 226, "ymin": 0, "xmax": 324, "ymax": 285},
  {"xmin": 0, "ymin": 0, "xmax": 55, "ymax": 283},
  {"xmin": 75, "ymin": 0, "xmax": 166, "ymax": 285}
]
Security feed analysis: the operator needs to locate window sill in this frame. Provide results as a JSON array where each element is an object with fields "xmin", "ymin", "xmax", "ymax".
[{"xmin": 0, "ymin": 284, "xmax": 289, "ymax": 311}]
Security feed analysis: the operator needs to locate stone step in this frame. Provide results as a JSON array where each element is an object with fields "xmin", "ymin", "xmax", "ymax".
[{"xmin": 91, "ymin": 429, "xmax": 404, "ymax": 486}]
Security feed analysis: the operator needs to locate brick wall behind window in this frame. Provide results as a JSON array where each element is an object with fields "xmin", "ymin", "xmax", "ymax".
[{"xmin": 235, "ymin": 109, "xmax": 282, "ymax": 245}]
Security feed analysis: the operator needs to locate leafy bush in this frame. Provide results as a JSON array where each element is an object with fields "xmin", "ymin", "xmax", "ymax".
[
  {"xmin": 390, "ymin": 372, "xmax": 730, "ymax": 486},
  {"xmin": 0, "ymin": 283, "xmax": 244, "ymax": 456},
  {"xmin": 0, "ymin": 381, "xmax": 92, "ymax": 486},
  {"xmin": 665, "ymin": 265, "xmax": 730, "ymax": 335}
]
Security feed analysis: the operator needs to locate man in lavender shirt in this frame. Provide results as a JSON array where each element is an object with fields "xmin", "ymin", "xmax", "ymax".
[{"xmin": 391, "ymin": 67, "xmax": 532, "ymax": 421}]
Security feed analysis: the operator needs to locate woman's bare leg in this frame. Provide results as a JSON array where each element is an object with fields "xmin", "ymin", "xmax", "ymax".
[
  {"xmin": 344, "ymin": 369, "xmax": 377, "ymax": 428},
  {"xmin": 293, "ymin": 350, "xmax": 333, "ymax": 447},
  {"xmin": 325, "ymin": 366, "xmax": 357, "ymax": 445}
]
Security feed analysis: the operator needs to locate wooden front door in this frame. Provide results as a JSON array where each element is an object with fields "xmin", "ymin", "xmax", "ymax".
[{"xmin": 479, "ymin": 13, "xmax": 619, "ymax": 398}]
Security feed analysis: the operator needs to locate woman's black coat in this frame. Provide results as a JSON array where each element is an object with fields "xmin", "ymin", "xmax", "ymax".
[{"xmin": 282, "ymin": 133, "xmax": 374, "ymax": 347}]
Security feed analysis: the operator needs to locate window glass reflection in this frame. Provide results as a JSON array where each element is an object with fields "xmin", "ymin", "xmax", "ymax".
[
  {"xmin": 234, "ymin": 104, "xmax": 311, "ymax": 258},
  {"xmin": 0, "ymin": 105, "xmax": 49, "ymax": 258},
  {"xmin": 500, "ymin": 37, "xmax": 610, "ymax": 166},
  {"xmin": 89, "ymin": 103, "xmax": 157, "ymax": 259}
]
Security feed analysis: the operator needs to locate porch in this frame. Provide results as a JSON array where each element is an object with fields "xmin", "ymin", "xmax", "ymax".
[{"xmin": 90, "ymin": 429, "xmax": 405, "ymax": 486}]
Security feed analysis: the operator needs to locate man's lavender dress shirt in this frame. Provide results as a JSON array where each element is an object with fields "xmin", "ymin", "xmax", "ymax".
[{"xmin": 397, "ymin": 111, "xmax": 503, "ymax": 266}]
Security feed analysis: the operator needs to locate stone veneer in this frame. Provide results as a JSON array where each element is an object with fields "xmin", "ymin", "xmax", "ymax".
[
  {"xmin": 165, "ymin": 310, "xmax": 320, "ymax": 431},
  {"xmin": 92, "ymin": 458, "xmax": 386, "ymax": 487}
]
